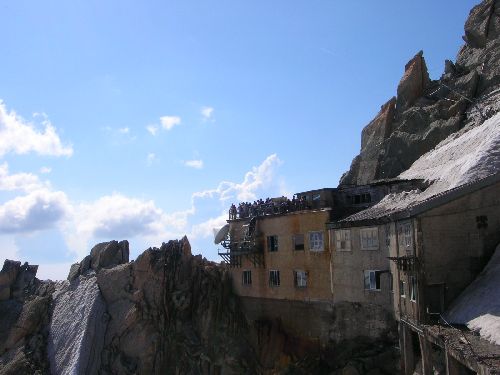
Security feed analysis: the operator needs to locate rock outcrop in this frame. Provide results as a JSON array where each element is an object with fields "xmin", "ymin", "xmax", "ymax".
[
  {"xmin": 0, "ymin": 260, "xmax": 54, "ymax": 375},
  {"xmin": 340, "ymin": 0, "xmax": 500, "ymax": 185},
  {"xmin": 1, "ymin": 239, "xmax": 259, "ymax": 375},
  {"xmin": 68, "ymin": 240, "xmax": 129, "ymax": 281}
]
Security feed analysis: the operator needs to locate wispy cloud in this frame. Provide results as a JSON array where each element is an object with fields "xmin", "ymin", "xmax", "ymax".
[
  {"xmin": 102, "ymin": 126, "xmax": 136, "ymax": 143},
  {"xmin": 184, "ymin": 159, "xmax": 204, "ymax": 169},
  {"xmin": 0, "ymin": 101, "xmax": 73, "ymax": 157},
  {"xmin": 40, "ymin": 166, "xmax": 52, "ymax": 174},
  {"xmin": 201, "ymin": 106, "xmax": 214, "ymax": 122},
  {"xmin": 147, "ymin": 153, "xmax": 156, "ymax": 166},
  {"xmin": 146, "ymin": 124, "xmax": 158, "ymax": 136},
  {"xmin": 320, "ymin": 47, "xmax": 336, "ymax": 57},
  {"xmin": 160, "ymin": 116, "xmax": 181, "ymax": 130}
]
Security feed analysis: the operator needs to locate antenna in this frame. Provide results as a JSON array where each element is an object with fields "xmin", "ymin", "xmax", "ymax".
[{"xmin": 214, "ymin": 224, "xmax": 230, "ymax": 244}]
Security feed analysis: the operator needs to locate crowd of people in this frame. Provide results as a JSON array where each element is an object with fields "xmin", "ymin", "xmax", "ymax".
[{"xmin": 228, "ymin": 195, "xmax": 310, "ymax": 220}]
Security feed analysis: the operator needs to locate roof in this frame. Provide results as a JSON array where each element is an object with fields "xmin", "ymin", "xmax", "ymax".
[
  {"xmin": 331, "ymin": 112, "xmax": 500, "ymax": 228},
  {"xmin": 444, "ymin": 243, "xmax": 500, "ymax": 346}
]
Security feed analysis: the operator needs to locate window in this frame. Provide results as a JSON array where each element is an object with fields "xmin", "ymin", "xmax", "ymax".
[
  {"xmin": 309, "ymin": 231, "xmax": 324, "ymax": 251},
  {"xmin": 293, "ymin": 234, "xmax": 305, "ymax": 251},
  {"xmin": 385, "ymin": 224, "xmax": 391, "ymax": 248},
  {"xmin": 294, "ymin": 270, "xmax": 308, "ymax": 288},
  {"xmin": 242, "ymin": 270, "xmax": 252, "ymax": 285},
  {"xmin": 364, "ymin": 270, "xmax": 382, "ymax": 290},
  {"xmin": 335, "ymin": 229, "xmax": 351, "ymax": 251},
  {"xmin": 267, "ymin": 235, "xmax": 278, "ymax": 252},
  {"xmin": 409, "ymin": 276, "xmax": 417, "ymax": 302},
  {"xmin": 360, "ymin": 227, "xmax": 379, "ymax": 250},
  {"xmin": 398, "ymin": 222, "xmax": 412, "ymax": 251},
  {"xmin": 269, "ymin": 270, "xmax": 280, "ymax": 287},
  {"xmin": 351, "ymin": 193, "xmax": 371, "ymax": 204},
  {"xmin": 403, "ymin": 223, "xmax": 412, "ymax": 248},
  {"xmin": 400, "ymin": 280, "xmax": 406, "ymax": 298}
]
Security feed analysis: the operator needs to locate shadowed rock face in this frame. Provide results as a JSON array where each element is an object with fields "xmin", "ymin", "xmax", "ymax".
[
  {"xmin": 0, "ymin": 260, "xmax": 53, "ymax": 375},
  {"xmin": 340, "ymin": 0, "xmax": 500, "ymax": 186}
]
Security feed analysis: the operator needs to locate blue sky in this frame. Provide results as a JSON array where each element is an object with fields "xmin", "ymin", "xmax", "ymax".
[{"xmin": 0, "ymin": 0, "xmax": 477, "ymax": 279}]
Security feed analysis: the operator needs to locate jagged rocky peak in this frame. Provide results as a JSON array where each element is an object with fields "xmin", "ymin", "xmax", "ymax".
[
  {"xmin": 340, "ymin": 0, "xmax": 500, "ymax": 186},
  {"xmin": 396, "ymin": 50, "xmax": 430, "ymax": 114},
  {"xmin": 0, "ymin": 260, "xmax": 39, "ymax": 301}
]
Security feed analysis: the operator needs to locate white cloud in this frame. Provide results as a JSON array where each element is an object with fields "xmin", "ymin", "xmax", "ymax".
[
  {"xmin": 0, "ymin": 101, "xmax": 73, "ymax": 157},
  {"xmin": 160, "ymin": 116, "xmax": 181, "ymax": 130},
  {"xmin": 0, "ymin": 162, "xmax": 45, "ymax": 192},
  {"xmin": 192, "ymin": 153, "xmax": 282, "ymax": 202},
  {"xmin": 73, "ymin": 193, "xmax": 189, "ymax": 241},
  {"xmin": 40, "ymin": 166, "xmax": 52, "ymax": 174},
  {"xmin": 187, "ymin": 153, "xmax": 284, "ymax": 246},
  {"xmin": 67, "ymin": 154, "xmax": 282, "ymax": 249},
  {"xmin": 118, "ymin": 127, "xmax": 130, "ymax": 134},
  {"xmin": 190, "ymin": 212, "xmax": 227, "ymax": 240},
  {"xmin": 0, "ymin": 153, "xmax": 284, "ymax": 275},
  {"xmin": 146, "ymin": 124, "xmax": 158, "ymax": 136},
  {"xmin": 0, "ymin": 189, "xmax": 71, "ymax": 234},
  {"xmin": 147, "ymin": 153, "xmax": 156, "ymax": 166},
  {"xmin": 201, "ymin": 106, "xmax": 214, "ymax": 121},
  {"xmin": 184, "ymin": 159, "xmax": 204, "ymax": 169}
]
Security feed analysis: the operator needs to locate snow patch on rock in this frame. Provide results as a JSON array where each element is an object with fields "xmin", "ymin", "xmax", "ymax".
[
  {"xmin": 400, "ymin": 111, "xmax": 500, "ymax": 192},
  {"xmin": 445, "ymin": 244, "xmax": 500, "ymax": 345}
]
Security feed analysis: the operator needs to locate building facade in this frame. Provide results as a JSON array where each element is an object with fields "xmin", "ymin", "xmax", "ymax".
[{"xmin": 331, "ymin": 173, "xmax": 500, "ymax": 374}]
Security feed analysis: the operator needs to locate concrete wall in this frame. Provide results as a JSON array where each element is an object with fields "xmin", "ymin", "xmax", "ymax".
[
  {"xmin": 240, "ymin": 296, "xmax": 333, "ymax": 343},
  {"xmin": 229, "ymin": 209, "xmax": 333, "ymax": 302},
  {"xmin": 330, "ymin": 225, "xmax": 392, "ymax": 310},
  {"xmin": 418, "ymin": 181, "xmax": 500, "ymax": 319},
  {"xmin": 240, "ymin": 296, "xmax": 396, "ymax": 346},
  {"xmin": 391, "ymin": 181, "xmax": 500, "ymax": 325}
]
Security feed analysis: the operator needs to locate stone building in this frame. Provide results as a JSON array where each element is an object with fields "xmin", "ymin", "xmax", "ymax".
[
  {"xmin": 217, "ymin": 181, "xmax": 420, "ymax": 343},
  {"xmin": 332, "ymin": 172, "xmax": 500, "ymax": 374}
]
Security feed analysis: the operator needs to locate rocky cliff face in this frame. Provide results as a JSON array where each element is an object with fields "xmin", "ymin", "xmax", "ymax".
[
  {"xmin": 0, "ymin": 239, "xmax": 259, "ymax": 375},
  {"xmin": 340, "ymin": 0, "xmax": 500, "ymax": 185}
]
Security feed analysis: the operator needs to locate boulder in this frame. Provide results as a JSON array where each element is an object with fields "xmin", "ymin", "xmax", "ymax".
[
  {"xmin": 90, "ymin": 240, "xmax": 129, "ymax": 271},
  {"xmin": 67, "ymin": 263, "xmax": 80, "ymax": 282}
]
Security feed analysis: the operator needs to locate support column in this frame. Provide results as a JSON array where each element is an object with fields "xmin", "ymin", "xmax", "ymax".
[
  {"xmin": 419, "ymin": 334, "xmax": 433, "ymax": 375},
  {"xmin": 446, "ymin": 350, "xmax": 473, "ymax": 375},
  {"xmin": 401, "ymin": 322, "xmax": 415, "ymax": 375}
]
